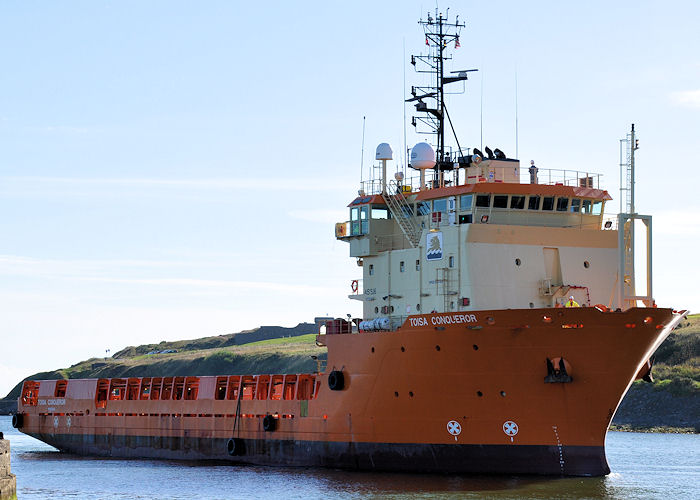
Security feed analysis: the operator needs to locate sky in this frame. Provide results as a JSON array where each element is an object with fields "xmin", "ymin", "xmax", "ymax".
[{"xmin": 1, "ymin": 1, "xmax": 699, "ymax": 396}]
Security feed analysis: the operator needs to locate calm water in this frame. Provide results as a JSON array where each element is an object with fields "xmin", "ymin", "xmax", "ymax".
[{"xmin": 1, "ymin": 416, "xmax": 697, "ymax": 499}]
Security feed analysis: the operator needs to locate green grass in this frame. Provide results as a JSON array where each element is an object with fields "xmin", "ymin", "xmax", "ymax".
[{"xmin": 244, "ymin": 333, "xmax": 317, "ymax": 347}]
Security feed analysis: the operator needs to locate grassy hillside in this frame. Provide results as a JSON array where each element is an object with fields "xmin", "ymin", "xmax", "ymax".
[{"xmin": 3, "ymin": 324, "xmax": 325, "ymax": 401}]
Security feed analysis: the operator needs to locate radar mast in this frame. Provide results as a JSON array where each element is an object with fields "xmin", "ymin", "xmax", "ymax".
[{"xmin": 407, "ymin": 10, "xmax": 476, "ymax": 182}]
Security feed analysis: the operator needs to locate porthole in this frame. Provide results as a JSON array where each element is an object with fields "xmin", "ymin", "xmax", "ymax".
[
  {"xmin": 374, "ymin": 306, "xmax": 379, "ymax": 313},
  {"xmin": 435, "ymin": 345, "xmax": 441, "ymax": 351},
  {"xmin": 394, "ymin": 391, "xmax": 399, "ymax": 397},
  {"xmin": 529, "ymin": 302, "xmax": 534, "ymax": 308},
  {"xmin": 416, "ymin": 304, "xmax": 421, "ymax": 311},
  {"xmin": 486, "ymin": 316, "xmax": 495, "ymax": 325},
  {"xmin": 584, "ymin": 261, "xmax": 590, "ymax": 269},
  {"xmin": 473, "ymin": 344, "xmax": 479, "ymax": 351},
  {"xmin": 401, "ymin": 346, "xmax": 405, "ymax": 352},
  {"xmin": 409, "ymin": 391, "xmax": 414, "ymax": 397},
  {"xmin": 477, "ymin": 391, "xmax": 483, "ymax": 397},
  {"xmin": 390, "ymin": 306, "xmax": 394, "ymax": 313},
  {"xmin": 515, "ymin": 258, "xmax": 521, "ymax": 266},
  {"xmin": 500, "ymin": 391, "xmax": 506, "ymax": 397},
  {"xmin": 371, "ymin": 347, "xmax": 375, "ymax": 353}
]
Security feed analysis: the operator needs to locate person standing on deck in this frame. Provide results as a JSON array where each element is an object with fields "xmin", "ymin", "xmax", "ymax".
[{"xmin": 565, "ymin": 295, "xmax": 580, "ymax": 307}]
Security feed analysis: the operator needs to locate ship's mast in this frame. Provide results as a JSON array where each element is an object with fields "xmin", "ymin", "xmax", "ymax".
[{"xmin": 408, "ymin": 10, "xmax": 475, "ymax": 182}]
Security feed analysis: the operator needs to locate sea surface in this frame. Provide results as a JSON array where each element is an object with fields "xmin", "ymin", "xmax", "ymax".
[{"xmin": 1, "ymin": 416, "xmax": 698, "ymax": 499}]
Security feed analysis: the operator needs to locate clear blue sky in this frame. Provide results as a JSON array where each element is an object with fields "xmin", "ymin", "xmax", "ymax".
[{"xmin": 1, "ymin": 1, "xmax": 698, "ymax": 396}]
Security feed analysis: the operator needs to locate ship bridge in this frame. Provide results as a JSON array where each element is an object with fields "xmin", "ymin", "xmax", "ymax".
[{"xmin": 335, "ymin": 150, "xmax": 618, "ymax": 326}]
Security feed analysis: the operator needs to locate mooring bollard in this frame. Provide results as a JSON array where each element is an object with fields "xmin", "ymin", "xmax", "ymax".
[{"xmin": 0, "ymin": 432, "xmax": 16, "ymax": 499}]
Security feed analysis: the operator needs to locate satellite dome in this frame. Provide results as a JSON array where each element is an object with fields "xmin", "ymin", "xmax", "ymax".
[
  {"xmin": 410, "ymin": 142, "xmax": 436, "ymax": 170},
  {"xmin": 376, "ymin": 143, "xmax": 393, "ymax": 161},
  {"xmin": 394, "ymin": 172, "xmax": 404, "ymax": 182}
]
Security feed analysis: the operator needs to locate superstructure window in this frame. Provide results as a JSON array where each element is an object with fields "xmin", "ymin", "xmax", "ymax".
[
  {"xmin": 542, "ymin": 197, "xmax": 555, "ymax": 211},
  {"xmin": 528, "ymin": 195, "xmax": 541, "ymax": 210},
  {"xmin": 416, "ymin": 202, "xmax": 431, "ymax": 216},
  {"xmin": 570, "ymin": 199, "xmax": 581, "ymax": 213},
  {"xmin": 510, "ymin": 195, "xmax": 525, "ymax": 209},
  {"xmin": 372, "ymin": 207, "xmax": 389, "ymax": 219},
  {"xmin": 449, "ymin": 256, "xmax": 455, "ymax": 268},
  {"xmin": 556, "ymin": 198, "xmax": 569, "ymax": 212},
  {"xmin": 460, "ymin": 194, "xmax": 473, "ymax": 210},
  {"xmin": 582, "ymin": 200, "xmax": 592, "ymax": 214},
  {"xmin": 415, "ymin": 259, "xmax": 420, "ymax": 271},
  {"xmin": 369, "ymin": 264, "xmax": 374, "ymax": 276},
  {"xmin": 475, "ymin": 194, "xmax": 491, "ymax": 208},
  {"xmin": 433, "ymin": 199, "xmax": 447, "ymax": 213},
  {"xmin": 400, "ymin": 261, "xmax": 405, "ymax": 272},
  {"xmin": 493, "ymin": 195, "xmax": 508, "ymax": 208},
  {"xmin": 592, "ymin": 201, "xmax": 603, "ymax": 215}
]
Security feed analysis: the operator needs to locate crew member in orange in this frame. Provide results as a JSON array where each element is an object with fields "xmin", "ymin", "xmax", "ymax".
[{"xmin": 565, "ymin": 295, "xmax": 580, "ymax": 307}]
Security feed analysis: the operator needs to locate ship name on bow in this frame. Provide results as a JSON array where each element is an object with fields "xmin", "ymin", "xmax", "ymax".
[{"xmin": 409, "ymin": 314, "xmax": 478, "ymax": 327}]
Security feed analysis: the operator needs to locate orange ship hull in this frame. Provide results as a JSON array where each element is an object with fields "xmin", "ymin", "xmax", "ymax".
[{"xmin": 15, "ymin": 307, "xmax": 685, "ymax": 476}]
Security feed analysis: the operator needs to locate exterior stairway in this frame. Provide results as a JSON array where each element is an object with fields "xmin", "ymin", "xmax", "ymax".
[{"xmin": 383, "ymin": 180, "xmax": 421, "ymax": 248}]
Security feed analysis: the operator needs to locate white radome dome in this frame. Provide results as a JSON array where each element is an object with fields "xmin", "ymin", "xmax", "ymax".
[
  {"xmin": 375, "ymin": 143, "xmax": 393, "ymax": 161},
  {"xmin": 394, "ymin": 171, "xmax": 404, "ymax": 182},
  {"xmin": 410, "ymin": 142, "xmax": 436, "ymax": 169}
]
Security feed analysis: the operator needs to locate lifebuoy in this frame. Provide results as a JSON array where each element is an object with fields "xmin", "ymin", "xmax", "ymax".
[
  {"xmin": 351, "ymin": 280, "xmax": 359, "ymax": 293},
  {"xmin": 227, "ymin": 437, "xmax": 244, "ymax": 456},
  {"xmin": 262, "ymin": 414, "xmax": 277, "ymax": 432},
  {"xmin": 593, "ymin": 304, "xmax": 608, "ymax": 313},
  {"xmin": 12, "ymin": 413, "xmax": 23, "ymax": 429},
  {"xmin": 328, "ymin": 370, "xmax": 345, "ymax": 391}
]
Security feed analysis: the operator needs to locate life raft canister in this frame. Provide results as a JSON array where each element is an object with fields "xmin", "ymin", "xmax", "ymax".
[
  {"xmin": 335, "ymin": 223, "xmax": 347, "ymax": 238},
  {"xmin": 351, "ymin": 280, "xmax": 359, "ymax": 293}
]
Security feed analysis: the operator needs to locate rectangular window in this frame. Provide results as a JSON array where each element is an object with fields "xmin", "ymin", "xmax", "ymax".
[
  {"xmin": 449, "ymin": 256, "xmax": 455, "ymax": 268},
  {"xmin": 542, "ymin": 196, "xmax": 555, "ymax": 211},
  {"xmin": 369, "ymin": 264, "xmax": 374, "ymax": 276},
  {"xmin": 400, "ymin": 261, "xmax": 405, "ymax": 272},
  {"xmin": 460, "ymin": 194, "xmax": 473, "ymax": 210},
  {"xmin": 459, "ymin": 214, "xmax": 472, "ymax": 224},
  {"xmin": 401, "ymin": 205, "xmax": 413, "ymax": 218},
  {"xmin": 350, "ymin": 207, "xmax": 360, "ymax": 235},
  {"xmin": 433, "ymin": 199, "xmax": 447, "ymax": 213},
  {"xmin": 360, "ymin": 206, "xmax": 369, "ymax": 234},
  {"xmin": 582, "ymin": 200, "xmax": 592, "ymax": 214},
  {"xmin": 371, "ymin": 207, "xmax": 389, "ymax": 219},
  {"xmin": 570, "ymin": 199, "xmax": 581, "ymax": 213},
  {"xmin": 493, "ymin": 195, "xmax": 508, "ymax": 208},
  {"xmin": 510, "ymin": 195, "xmax": 525, "ymax": 209},
  {"xmin": 475, "ymin": 194, "xmax": 491, "ymax": 207},
  {"xmin": 416, "ymin": 202, "xmax": 431, "ymax": 216},
  {"xmin": 556, "ymin": 198, "xmax": 569, "ymax": 212},
  {"xmin": 592, "ymin": 200, "xmax": 603, "ymax": 215},
  {"xmin": 415, "ymin": 260, "xmax": 420, "ymax": 271},
  {"xmin": 528, "ymin": 195, "xmax": 541, "ymax": 210}
]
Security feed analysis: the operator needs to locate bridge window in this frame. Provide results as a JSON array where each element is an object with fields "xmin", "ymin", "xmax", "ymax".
[
  {"xmin": 416, "ymin": 259, "xmax": 420, "ymax": 271},
  {"xmin": 592, "ymin": 201, "xmax": 603, "ymax": 215},
  {"xmin": 433, "ymin": 199, "xmax": 447, "ymax": 213},
  {"xmin": 372, "ymin": 207, "xmax": 389, "ymax": 219},
  {"xmin": 542, "ymin": 197, "xmax": 555, "ymax": 211},
  {"xmin": 475, "ymin": 194, "xmax": 491, "ymax": 208},
  {"xmin": 460, "ymin": 194, "xmax": 473, "ymax": 210},
  {"xmin": 556, "ymin": 198, "xmax": 569, "ymax": 212},
  {"xmin": 400, "ymin": 261, "xmax": 405, "ymax": 272},
  {"xmin": 416, "ymin": 202, "xmax": 431, "ymax": 216},
  {"xmin": 570, "ymin": 199, "xmax": 581, "ymax": 213},
  {"xmin": 528, "ymin": 195, "xmax": 541, "ymax": 210},
  {"xmin": 510, "ymin": 195, "xmax": 525, "ymax": 209},
  {"xmin": 369, "ymin": 264, "xmax": 374, "ymax": 276},
  {"xmin": 493, "ymin": 195, "xmax": 508, "ymax": 208},
  {"xmin": 582, "ymin": 200, "xmax": 592, "ymax": 214}
]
